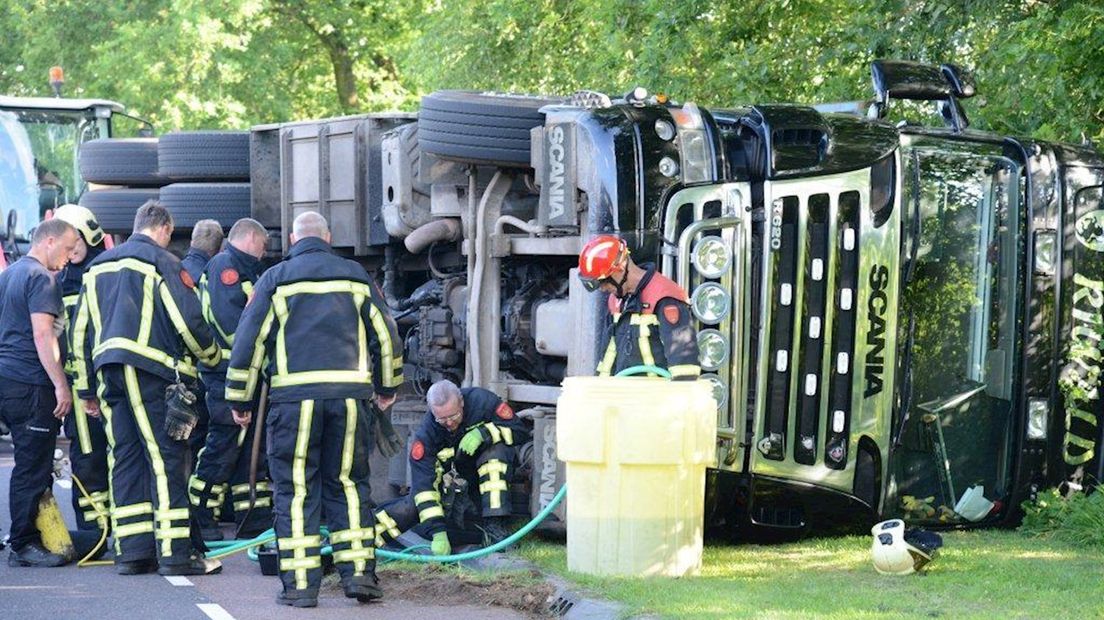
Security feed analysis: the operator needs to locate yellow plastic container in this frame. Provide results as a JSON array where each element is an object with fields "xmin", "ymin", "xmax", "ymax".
[{"xmin": 557, "ymin": 376, "xmax": 716, "ymax": 577}]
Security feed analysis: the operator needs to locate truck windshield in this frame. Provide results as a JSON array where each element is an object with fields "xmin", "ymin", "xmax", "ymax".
[
  {"xmin": 889, "ymin": 149, "xmax": 1021, "ymax": 524},
  {"xmin": 0, "ymin": 107, "xmax": 105, "ymax": 240}
]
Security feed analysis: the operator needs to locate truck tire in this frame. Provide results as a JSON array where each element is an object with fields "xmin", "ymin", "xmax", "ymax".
[
  {"xmin": 78, "ymin": 188, "xmax": 160, "ymax": 233},
  {"xmin": 159, "ymin": 183, "xmax": 251, "ymax": 229},
  {"xmin": 418, "ymin": 90, "xmax": 564, "ymax": 168},
  {"xmin": 78, "ymin": 138, "xmax": 164, "ymax": 186},
  {"xmin": 158, "ymin": 131, "xmax": 250, "ymax": 181}
]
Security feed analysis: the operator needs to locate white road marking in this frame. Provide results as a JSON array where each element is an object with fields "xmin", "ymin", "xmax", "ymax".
[
  {"xmin": 164, "ymin": 575, "xmax": 193, "ymax": 586},
  {"xmin": 197, "ymin": 603, "xmax": 236, "ymax": 620}
]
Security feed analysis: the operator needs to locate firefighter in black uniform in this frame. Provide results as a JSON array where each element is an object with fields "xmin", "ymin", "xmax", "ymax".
[
  {"xmin": 180, "ymin": 219, "xmax": 223, "ymax": 461},
  {"xmin": 72, "ymin": 201, "xmax": 222, "ymax": 576},
  {"xmin": 577, "ymin": 234, "xmax": 701, "ymax": 380},
  {"xmin": 225, "ymin": 211, "xmax": 402, "ymax": 608},
  {"xmin": 189, "ymin": 218, "xmax": 272, "ymax": 540},
  {"xmin": 373, "ymin": 380, "xmax": 530, "ymax": 556},
  {"xmin": 53, "ymin": 205, "xmax": 111, "ymax": 535}
]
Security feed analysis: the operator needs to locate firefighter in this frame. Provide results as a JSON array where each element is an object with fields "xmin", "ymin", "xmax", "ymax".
[
  {"xmin": 72, "ymin": 201, "xmax": 222, "ymax": 576},
  {"xmin": 189, "ymin": 218, "xmax": 271, "ymax": 541},
  {"xmin": 53, "ymin": 205, "xmax": 111, "ymax": 536},
  {"xmin": 373, "ymin": 380, "xmax": 530, "ymax": 557},
  {"xmin": 577, "ymin": 234, "xmax": 700, "ymax": 380},
  {"xmin": 180, "ymin": 218, "xmax": 223, "ymax": 460},
  {"xmin": 0, "ymin": 218, "xmax": 79, "ymax": 567},
  {"xmin": 225, "ymin": 211, "xmax": 402, "ymax": 608}
]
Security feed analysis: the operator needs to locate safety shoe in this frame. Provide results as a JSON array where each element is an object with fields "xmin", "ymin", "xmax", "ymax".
[
  {"xmin": 480, "ymin": 517, "xmax": 514, "ymax": 547},
  {"xmin": 276, "ymin": 588, "xmax": 319, "ymax": 608},
  {"xmin": 8, "ymin": 543, "xmax": 67, "ymax": 567},
  {"xmin": 158, "ymin": 554, "xmax": 222, "ymax": 576},
  {"xmin": 116, "ymin": 558, "xmax": 159, "ymax": 575},
  {"xmin": 343, "ymin": 574, "xmax": 383, "ymax": 603}
]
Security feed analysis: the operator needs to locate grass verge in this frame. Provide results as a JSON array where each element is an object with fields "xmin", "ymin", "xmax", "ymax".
[{"xmin": 517, "ymin": 530, "xmax": 1104, "ymax": 619}]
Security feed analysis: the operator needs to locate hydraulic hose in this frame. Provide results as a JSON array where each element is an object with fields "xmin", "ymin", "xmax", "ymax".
[
  {"xmin": 70, "ymin": 473, "xmax": 112, "ymax": 567},
  {"xmin": 614, "ymin": 365, "xmax": 672, "ymax": 379},
  {"xmin": 210, "ymin": 484, "xmax": 568, "ymax": 564}
]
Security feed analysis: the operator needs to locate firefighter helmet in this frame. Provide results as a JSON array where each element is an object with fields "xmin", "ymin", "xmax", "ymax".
[
  {"xmin": 578, "ymin": 235, "xmax": 629, "ymax": 292},
  {"xmin": 52, "ymin": 204, "xmax": 105, "ymax": 247},
  {"xmin": 870, "ymin": 519, "xmax": 943, "ymax": 575}
]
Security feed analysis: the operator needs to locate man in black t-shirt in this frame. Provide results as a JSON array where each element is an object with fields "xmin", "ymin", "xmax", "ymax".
[{"xmin": 0, "ymin": 217, "xmax": 80, "ymax": 567}]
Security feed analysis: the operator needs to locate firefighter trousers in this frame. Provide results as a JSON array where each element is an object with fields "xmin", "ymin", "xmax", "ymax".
[
  {"xmin": 190, "ymin": 384, "xmax": 271, "ymax": 537},
  {"xmin": 97, "ymin": 365, "xmax": 197, "ymax": 564},
  {"xmin": 268, "ymin": 398, "xmax": 376, "ymax": 593},
  {"xmin": 374, "ymin": 442, "xmax": 517, "ymax": 547},
  {"xmin": 63, "ymin": 386, "xmax": 110, "ymax": 532}
]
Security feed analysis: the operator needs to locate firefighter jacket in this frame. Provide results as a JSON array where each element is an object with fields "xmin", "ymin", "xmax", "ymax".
[
  {"xmin": 224, "ymin": 236, "xmax": 402, "ymax": 405},
  {"xmin": 408, "ymin": 387, "xmax": 529, "ymax": 536},
  {"xmin": 58, "ymin": 246, "xmax": 104, "ymax": 377},
  {"xmin": 596, "ymin": 263, "xmax": 701, "ymax": 380},
  {"xmin": 198, "ymin": 243, "xmax": 263, "ymax": 379},
  {"xmin": 71, "ymin": 234, "xmax": 220, "ymax": 400},
  {"xmin": 181, "ymin": 247, "xmax": 211, "ymax": 288}
]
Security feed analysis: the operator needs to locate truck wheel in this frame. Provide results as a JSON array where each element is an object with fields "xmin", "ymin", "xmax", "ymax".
[
  {"xmin": 78, "ymin": 138, "xmax": 163, "ymax": 186},
  {"xmin": 159, "ymin": 182, "xmax": 251, "ymax": 229},
  {"xmin": 158, "ymin": 131, "xmax": 250, "ymax": 181},
  {"xmin": 418, "ymin": 90, "xmax": 564, "ymax": 168},
  {"xmin": 78, "ymin": 187, "xmax": 160, "ymax": 233}
]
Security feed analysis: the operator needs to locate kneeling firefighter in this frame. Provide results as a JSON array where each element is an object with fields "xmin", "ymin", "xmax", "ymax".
[{"xmin": 374, "ymin": 380, "xmax": 530, "ymax": 555}]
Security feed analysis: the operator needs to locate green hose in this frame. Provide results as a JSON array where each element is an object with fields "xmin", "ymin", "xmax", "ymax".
[
  {"xmin": 211, "ymin": 484, "xmax": 567, "ymax": 563},
  {"xmin": 614, "ymin": 364, "xmax": 672, "ymax": 378}
]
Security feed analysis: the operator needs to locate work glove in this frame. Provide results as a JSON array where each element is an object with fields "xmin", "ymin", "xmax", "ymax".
[
  {"xmin": 458, "ymin": 427, "xmax": 486, "ymax": 456},
  {"xmin": 431, "ymin": 531, "xmax": 451, "ymax": 556},
  {"xmin": 373, "ymin": 405, "xmax": 404, "ymax": 458},
  {"xmin": 164, "ymin": 381, "xmax": 199, "ymax": 441}
]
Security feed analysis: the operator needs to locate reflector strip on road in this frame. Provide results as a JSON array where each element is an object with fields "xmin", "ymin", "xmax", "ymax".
[{"xmin": 198, "ymin": 603, "xmax": 235, "ymax": 620}]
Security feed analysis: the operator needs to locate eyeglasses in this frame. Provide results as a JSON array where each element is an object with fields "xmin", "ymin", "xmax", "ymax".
[
  {"xmin": 579, "ymin": 275, "xmax": 613, "ymax": 292},
  {"xmin": 433, "ymin": 409, "xmax": 462, "ymax": 426}
]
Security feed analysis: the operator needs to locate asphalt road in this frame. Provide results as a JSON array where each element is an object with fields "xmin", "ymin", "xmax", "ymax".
[{"xmin": 0, "ymin": 435, "xmax": 526, "ymax": 620}]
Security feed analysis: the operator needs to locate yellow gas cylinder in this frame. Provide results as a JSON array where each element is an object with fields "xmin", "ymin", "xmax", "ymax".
[
  {"xmin": 35, "ymin": 488, "xmax": 75, "ymax": 561},
  {"xmin": 557, "ymin": 376, "xmax": 716, "ymax": 577}
]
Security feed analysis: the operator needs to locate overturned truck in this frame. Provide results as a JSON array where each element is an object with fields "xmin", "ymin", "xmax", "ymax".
[{"xmin": 73, "ymin": 60, "xmax": 1104, "ymax": 538}]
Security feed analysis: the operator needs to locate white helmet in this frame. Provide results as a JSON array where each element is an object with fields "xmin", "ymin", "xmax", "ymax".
[
  {"xmin": 870, "ymin": 519, "xmax": 942, "ymax": 575},
  {"xmin": 52, "ymin": 204, "xmax": 105, "ymax": 247}
]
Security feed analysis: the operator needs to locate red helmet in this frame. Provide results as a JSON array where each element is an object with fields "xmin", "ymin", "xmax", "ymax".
[{"xmin": 578, "ymin": 235, "xmax": 628, "ymax": 291}]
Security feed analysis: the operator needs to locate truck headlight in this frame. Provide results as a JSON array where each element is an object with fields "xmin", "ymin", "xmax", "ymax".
[
  {"xmin": 697, "ymin": 329, "xmax": 728, "ymax": 371},
  {"xmin": 691, "ymin": 282, "xmax": 730, "ymax": 324},
  {"xmin": 669, "ymin": 102, "xmax": 713, "ymax": 184},
  {"xmin": 692, "ymin": 236, "xmax": 731, "ymax": 279},
  {"xmin": 701, "ymin": 373, "xmax": 728, "ymax": 409}
]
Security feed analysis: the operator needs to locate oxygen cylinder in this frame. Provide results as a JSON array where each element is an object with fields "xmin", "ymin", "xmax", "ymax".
[{"xmin": 35, "ymin": 489, "xmax": 74, "ymax": 560}]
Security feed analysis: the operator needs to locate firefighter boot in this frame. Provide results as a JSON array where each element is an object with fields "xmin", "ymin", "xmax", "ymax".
[
  {"xmin": 276, "ymin": 588, "xmax": 319, "ymax": 608},
  {"xmin": 343, "ymin": 573, "xmax": 383, "ymax": 603},
  {"xmin": 159, "ymin": 553, "xmax": 222, "ymax": 576},
  {"xmin": 480, "ymin": 516, "xmax": 513, "ymax": 547},
  {"xmin": 116, "ymin": 558, "xmax": 158, "ymax": 575}
]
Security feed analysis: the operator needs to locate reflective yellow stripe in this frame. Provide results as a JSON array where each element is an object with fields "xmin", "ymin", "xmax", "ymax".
[
  {"xmin": 72, "ymin": 285, "xmax": 93, "ymax": 391},
  {"xmin": 280, "ymin": 556, "xmax": 322, "ymax": 571},
  {"xmin": 94, "ymin": 337, "xmax": 198, "ymax": 377},
  {"xmin": 242, "ymin": 281, "xmax": 253, "ymax": 297},
  {"xmin": 414, "ymin": 490, "xmax": 441, "ymax": 504},
  {"xmin": 136, "ymin": 273, "xmax": 155, "ymax": 345},
  {"xmin": 154, "ymin": 527, "xmax": 192, "ymax": 540},
  {"xmin": 233, "ymin": 497, "xmax": 272, "ymax": 511},
  {"xmin": 72, "ymin": 386, "xmax": 92, "ymax": 454},
  {"xmin": 479, "ymin": 480, "xmax": 509, "ymax": 494},
  {"xmin": 419, "ymin": 506, "xmax": 445, "ymax": 521},
  {"xmin": 200, "ymin": 273, "xmax": 236, "ymax": 349},
  {"xmin": 337, "ymin": 399, "xmax": 368, "ymax": 573},
  {"xmin": 376, "ymin": 511, "xmax": 401, "ymax": 540},
  {"xmin": 279, "ymin": 279, "xmax": 375, "ymax": 298},
  {"xmin": 291, "ymin": 400, "xmax": 314, "ymax": 588},
  {"xmin": 331, "ymin": 528, "xmax": 375, "ymax": 544},
  {"xmin": 270, "ymin": 370, "xmax": 371, "ymax": 388},
  {"xmin": 354, "ymin": 294, "xmax": 368, "ymax": 379},
  {"xmin": 500, "ymin": 426, "xmax": 513, "ymax": 445},
  {"xmin": 273, "ymin": 294, "xmax": 289, "ymax": 377},
  {"xmin": 484, "ymin": 423, "xmax": 501, "ymax": 443},
  {"xmin": 368, "ymin": 304, "xmax": 398, "ymax": 388},
  {"xmin": 226, "ymin": 368, "xmax": 250, "ymax": 381},
  {"xmin": 155, "ymin": 508, "xmax": 190, "ymax": 521},
  {"xmin": 632, "ymin": 314, "xmax": 658, "ymax": 372},
  {"xmin": 436, "ymin": 448, "xmax": 455, "ymax": 462},
  {"xmin": 95, "ymin": 373, "xmax": 120, "ymax": 555},
  {"xmin": 113, "ymin": 502, "xmax": 154, "ymax": 519},
  {"xmin": 237, "ymin": 306, "xmax": 275, "ymax": 402},
  {"xmin": 278, "ymin": 534, "xmax": 321, "ymax": 550},
  {"xmin": 596, "ymin": 338, "xmax": 617, "ymax": 376},
  {"xmin": 333, "ymin": 548, "xmax": 374, "ymax": 562},
  {"xmin": 114, "ymin": 521, "xmax": 154, "ymax": 538},
  {"xmin": 125, "ymin": 366, "xmax": 174, "ymax": 557},
  {"xmin": 668, "ymin": 364, "xmax": 702, "ymax": 378}
]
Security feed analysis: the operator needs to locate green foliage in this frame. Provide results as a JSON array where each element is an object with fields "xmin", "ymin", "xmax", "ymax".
[
  {"xmin": 1, "ymin": 0, "xmax": 1102, "ymax": 142},
  {"xmin": 1021, "ymin": 487, "xmax": 1104, "ymax": 548}
]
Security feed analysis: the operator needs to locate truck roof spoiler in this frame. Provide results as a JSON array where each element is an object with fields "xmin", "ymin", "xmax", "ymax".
[{"xmin": 869, "ymin": 60, "xmax": 975, "ymax": 133}]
